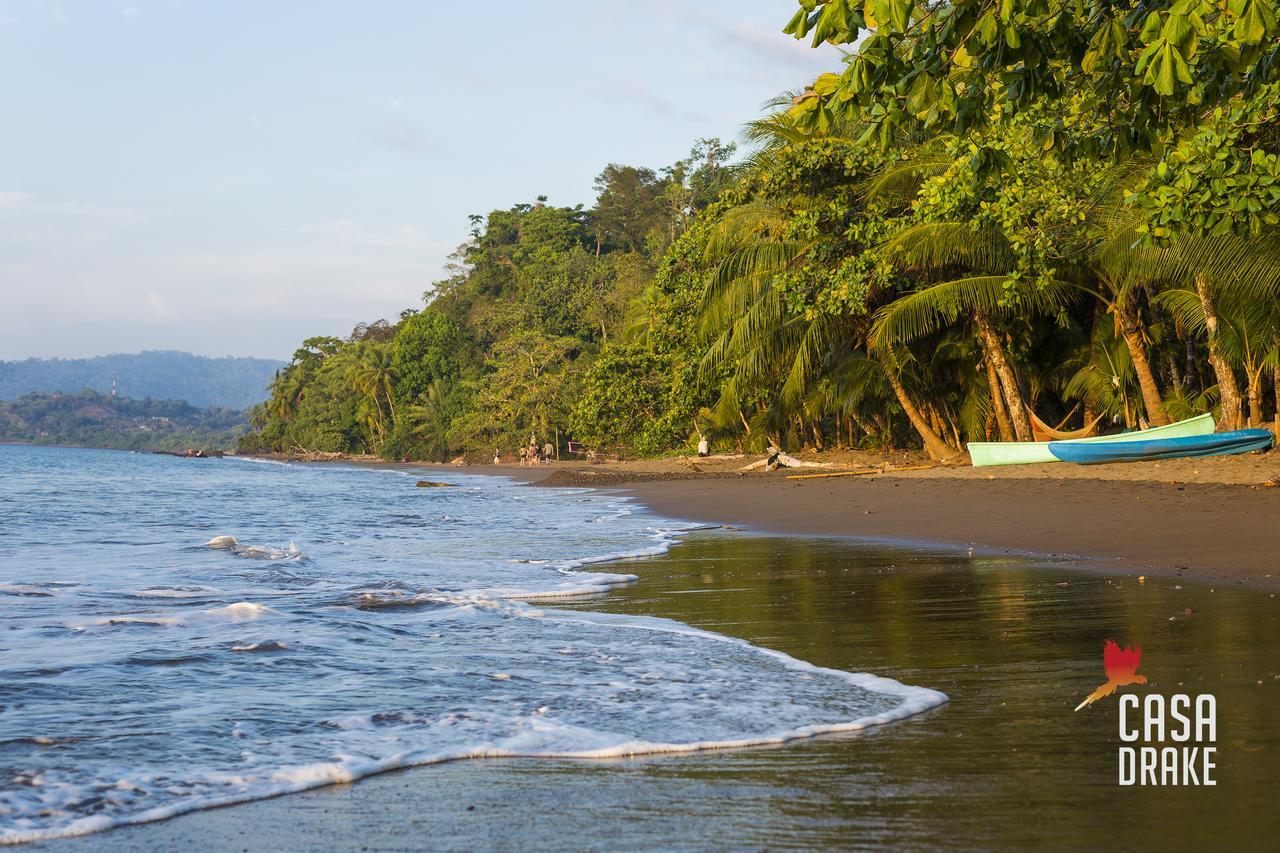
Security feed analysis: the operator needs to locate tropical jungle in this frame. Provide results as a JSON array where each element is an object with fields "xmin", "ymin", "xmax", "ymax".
[{"xmin": 242, "ymin": 0, "xmax": 1280, "ymax": 462}]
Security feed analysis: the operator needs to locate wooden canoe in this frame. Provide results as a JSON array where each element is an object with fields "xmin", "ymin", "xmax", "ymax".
[
  {"xmin": 1047, "ymin": 429, "xmax": 1274, "ymax": 464},
  {"xmin": 966, "ymin": 413, "xmax": 1216, "ymax": 467}
]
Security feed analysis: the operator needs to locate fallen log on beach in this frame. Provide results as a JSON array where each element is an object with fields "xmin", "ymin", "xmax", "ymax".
[
  {"xmin": 738, "ymin": 445, "xmax": 838, "ymax": 473},
  {"xmin": 416, "ymin": 480, "xmax": 458, "ymax": 488}
]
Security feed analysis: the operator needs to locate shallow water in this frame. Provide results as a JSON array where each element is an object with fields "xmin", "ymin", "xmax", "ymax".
[
  {"xmin": 571, "ymin": 536, "xmax": 1280, "ymax": 847},
  {"xmin": 0, "ymin": 446, "xmax": 944, "ymax": 845},
  {"xmin": 47, "ymin": 537, "xmax": 1280, "ymax": 850}
]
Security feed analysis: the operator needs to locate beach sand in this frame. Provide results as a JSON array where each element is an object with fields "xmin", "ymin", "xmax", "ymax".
[
  {"xmin": 465, "ymin": 447, "xmax": 1280, "ymax": 590},
  {"xmin": 36, "ymin": 451, "xmax": 1280, "ymax": 850}
]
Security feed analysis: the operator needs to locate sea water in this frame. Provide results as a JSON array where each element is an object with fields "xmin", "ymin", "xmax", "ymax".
[{"xmin": 0, "ymin": 445, "xmax": 945, "ymax": 844}]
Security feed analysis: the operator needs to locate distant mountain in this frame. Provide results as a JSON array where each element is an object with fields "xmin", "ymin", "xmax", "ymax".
[
  {"xmin": 0, "ymin": 351, "xmax": 286, "ymax": 410},
  {"xmin": 0, "ymin": 390, "xmax": 250, "ymax": 452}
]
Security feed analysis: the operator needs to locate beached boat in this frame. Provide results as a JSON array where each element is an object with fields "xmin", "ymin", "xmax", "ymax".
[
  {"xmin": 1047, "ymin": 428, "xmax": 1274, "ymax": 464},
  {"xmin": 966, "ymin": 413, "xmax": 1216, "ymax": 467}
]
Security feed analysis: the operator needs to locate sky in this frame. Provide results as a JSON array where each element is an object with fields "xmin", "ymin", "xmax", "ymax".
[{"xmin": 0, "ymin": 0, "xmax": 840, "ymax": 360}]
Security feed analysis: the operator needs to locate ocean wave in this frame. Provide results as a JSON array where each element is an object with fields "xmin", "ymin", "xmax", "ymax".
[
  {"xmin": 1, "ymin": 450, "xmax": 949, "ymax": 846},
  {"xmin": 230, "ymin": 640, "xmax": 288, "ymax": 653},
  {"xmin": 204, "ymin": 601, "xmax": 278, "ymax": 619},
  {"xmin": 129, "ymin": 585, "xmax": 223, "ymax": 599},
  {"xmin": 203, "ymin": 536, "xmax": 304, "ymax": 562},
  {"xmin": 72, "ymin": 601, "xmax": 279, "ymax": 632},
  {"xmin": 0, "ymin": 608, "xmax": 945, "ymax": 846}
]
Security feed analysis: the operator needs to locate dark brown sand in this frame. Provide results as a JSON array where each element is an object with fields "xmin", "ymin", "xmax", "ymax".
[
  {"xmin": 286, "ymin": 449, "xmax": 1280, "ymax": 588},
  {"xmin": 473, "ymin": 462, "xmax": 1280, "ymax": 591},
  {"xmin": 622, "ymin": 476, "xmax": 1280, "ymax": 589}
]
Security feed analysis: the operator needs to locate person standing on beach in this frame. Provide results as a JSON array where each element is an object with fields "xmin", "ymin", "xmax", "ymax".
[
  {"xmin": 543, "ymin": 441, "xmax": 553, "ymax": 464},
  {"xmin": 493, "ymin": 448, "xmax": 501, "ymax": 465},
  {"xmin": 518, "ymin": 446, "xmax": 527, "ymax": 467},
  {"xmin": 697, "ymin": 436, "xmax": 709, "ymax": 457}
]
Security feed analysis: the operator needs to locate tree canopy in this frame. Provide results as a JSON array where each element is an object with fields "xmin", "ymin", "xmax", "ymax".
[{"xmin": 245, "ymin": 5, "xmax": 1280, "ymax": 464}]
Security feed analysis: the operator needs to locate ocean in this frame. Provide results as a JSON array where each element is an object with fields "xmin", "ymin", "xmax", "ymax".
[{"xmin": 0, "ymin": 445, "xmax": 944, "ymax": 844}]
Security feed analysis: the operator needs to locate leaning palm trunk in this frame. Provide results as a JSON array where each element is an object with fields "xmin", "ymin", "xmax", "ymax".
[
  {"xmin": 882, "ymin": 367, "xmax": 960, "ymax": 461},
  {"xmin": 1274, "ymin": 364, "xmax": 1280, "ymax": 436},
  {"xmin": 1116, "ymin": 301, "xmax": 1171, "ymax": 426},
  {"xmin": 975, "ymin": 312, "xmax": 1032, "ymax": 441},
  {"xmin": 1194, "ymin": 274, "xmax": 1244, "ymax": 430},
  {"xmin": 984, "ymin": 355, "xmax": 1014, "ymax": 441}
]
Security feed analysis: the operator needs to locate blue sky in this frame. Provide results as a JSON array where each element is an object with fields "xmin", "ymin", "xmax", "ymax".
[{"xmin": 0, "ymin": 1, "xmax": 839, "ymax": 360}]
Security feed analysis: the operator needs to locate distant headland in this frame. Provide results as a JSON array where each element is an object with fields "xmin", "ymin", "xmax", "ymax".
[{"xmin": 0, "ymin": 351, "xmax": 285, "ymax": 410}]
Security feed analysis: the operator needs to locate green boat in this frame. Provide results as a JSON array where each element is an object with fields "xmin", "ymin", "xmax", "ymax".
[{"xmin": 967, "ymin": 413, "xmax": 1216, "ymax": 467}]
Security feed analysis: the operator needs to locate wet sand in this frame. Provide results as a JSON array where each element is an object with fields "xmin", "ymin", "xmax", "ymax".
[
  {"xmin": 617, "ymin": 474, "xmax": 1280, "ymax": 590},
  {"xmin": 43, "ymin": 534, "xmax": 1280, "ymax": 850},
  {"xmin": 34, "ymin": 454, "xmax": 1278, "ymax": 849},
  {"xmin": 457, "ymin": 453, "xmax": 1280, "ymax": 590}
]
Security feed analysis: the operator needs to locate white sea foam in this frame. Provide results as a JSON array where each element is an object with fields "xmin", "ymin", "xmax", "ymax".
[
  {"xmin": 203, "ymin": 535, "xmax": 303, "ymax": 561},
  {"xmin": 0, "ymin": 451, "xmax": 948, "ymax": 846},
  {"xmin": 131, "ymin": 585, "xmax": 222, "ymax": 599},
  {"xmin": 1, "ymin": 620, "xmax": 946, "ymax": 846},
  {"xmin": 0, "ymin": 583, "xmax": 56, "ymax": 597},
  {"xmin": 205, "ymin": 602, "xmax": 278, "ymax": 619}
]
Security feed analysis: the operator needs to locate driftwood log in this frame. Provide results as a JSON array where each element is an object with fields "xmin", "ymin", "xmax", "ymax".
[
  {"xmin": 737, "ymin": 446, "xmax": 838, "ymax": 473},
  {"xmin": 785, "ymin": 463, "xmax": 937, "ymax": 481}
]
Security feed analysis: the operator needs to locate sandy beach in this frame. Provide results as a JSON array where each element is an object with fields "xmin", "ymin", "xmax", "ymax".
[
  {"xmin": 27, "ymin": 448, "xmax": 1280, "ymax": 851},
  {"xmin": 452, "ymin": 449, "xmax": 1280, "ymax": 591}
]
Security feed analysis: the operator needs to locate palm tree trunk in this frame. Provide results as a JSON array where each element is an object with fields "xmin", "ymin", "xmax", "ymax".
[
  {"xmin": 1247, "ymin": 366, "xmax": 1263, "ymax": 428},
  {"xmin": 1116, "ymin": 301, "xmax": 1170, "ymax": 425},
  {"xmin": 975, "ymin": 313, "xmax": 1032, "ymax": 441},
  {"xmin": 984, "ymin": 355, "xmax": 1014, "ymax": 441},
  {"xmin": 883, "ymin": 367, "xmax": 959, "ymax": 461},
  {"xmin": 1274, "ymin": 363, "xmax": 1280, "ymax": 436},
  {"xmin": 1195, "ymin": 274, "xmax": 1243, "ymax": 431}
]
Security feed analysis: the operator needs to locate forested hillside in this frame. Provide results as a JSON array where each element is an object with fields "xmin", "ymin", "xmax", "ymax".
[
  {"xmin": 245, "ymin": 1, "xmax": 1280, "ymax": 462},
  {"xmin": 0, "ymin": 391, "xmax": 249, "ymax": 451},
  {"xmin": 0, "ymin": 352, "xmax": 285, "ymax": 410}
]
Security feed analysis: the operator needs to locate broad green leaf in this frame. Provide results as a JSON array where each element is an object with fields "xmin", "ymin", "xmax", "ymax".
[{"xmin": 813, "ymin": 72, "xmax": 842, "ymax": 95}]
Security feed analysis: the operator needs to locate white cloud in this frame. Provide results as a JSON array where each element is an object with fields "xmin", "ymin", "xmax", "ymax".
[
  {"xmin": 146, "ymin": 291, "xmax": 175, "ymax": 322},
  {"xmin": 0, "ymin": 191, "xmax": 147, "ymax": 229}
]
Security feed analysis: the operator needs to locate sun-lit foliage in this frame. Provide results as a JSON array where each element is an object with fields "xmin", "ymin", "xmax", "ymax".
[{"xmin": 245, "ymin": 6, "xmax": 1280, "ymax": 461}]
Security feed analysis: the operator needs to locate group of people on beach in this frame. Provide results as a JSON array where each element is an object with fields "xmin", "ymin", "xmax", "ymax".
[{"xmin": 494, "ymin": 436, "xmax": 555, "ymax": 466}]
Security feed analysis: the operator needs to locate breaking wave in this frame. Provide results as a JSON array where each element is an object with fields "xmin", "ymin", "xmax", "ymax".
[{"xmin": 0, "ymin": 449, "xmax": 946, "ymax": 845}]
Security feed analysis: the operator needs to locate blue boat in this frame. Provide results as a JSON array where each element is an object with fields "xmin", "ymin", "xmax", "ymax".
[{"xmin": 1047, "ymin": 429, "xmax": 1275, "ymax": 464}]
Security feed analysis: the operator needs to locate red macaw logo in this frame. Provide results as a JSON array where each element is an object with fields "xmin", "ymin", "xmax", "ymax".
[{"xmin": 1075, "ymin": 641, "xmax": 1147, "ymax": 711}]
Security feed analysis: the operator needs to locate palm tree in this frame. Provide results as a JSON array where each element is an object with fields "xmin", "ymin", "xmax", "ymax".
[
  {"xmin": 403, "ymin": 379, "xmax": 453, "ymax": 460},
  {"xmin": 1122, "ymin": 230, "xmax": 1280, "ymax": 430},
  {"xmin": 343, "ymin": 343, "xmax": 400, "ymax": 446}
]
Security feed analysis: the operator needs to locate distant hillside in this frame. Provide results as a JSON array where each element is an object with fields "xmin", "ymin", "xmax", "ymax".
[
  {"xmin": 0, "ymin": 351, "xmax": 285, "ymax": 410},
  {"xmin": 0, "ymin": 390, "xmax": 250, "ymax": 452}
]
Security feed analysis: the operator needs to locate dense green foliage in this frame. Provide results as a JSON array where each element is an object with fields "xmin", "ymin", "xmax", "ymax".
[
  {"xmin": 0, "ymin": 390, "xmax": 249, "ymax": 451},
  {"xmin": 247, "ymin": 4, "xmax": 1280, "ymax": 461},
  {"xmin": 0, "ymin": 351, "xmax": 285, "ymax": 410},
  {"xmin": 243, "ymin": 141, "xmax": 738, "ymax": 459}
]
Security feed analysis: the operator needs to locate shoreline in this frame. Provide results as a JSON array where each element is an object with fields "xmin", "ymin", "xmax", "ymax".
[
  {"xmin": 242, "ymin": 448, "xmax": 1280, "ymax": 590},
  {"xmin": 27, "ymin": 447, "xmax": 1280, "ymax": 849},
  {"xmin": 433, "ymin": 458, "xmax": 1280, "ymax": 591}
]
